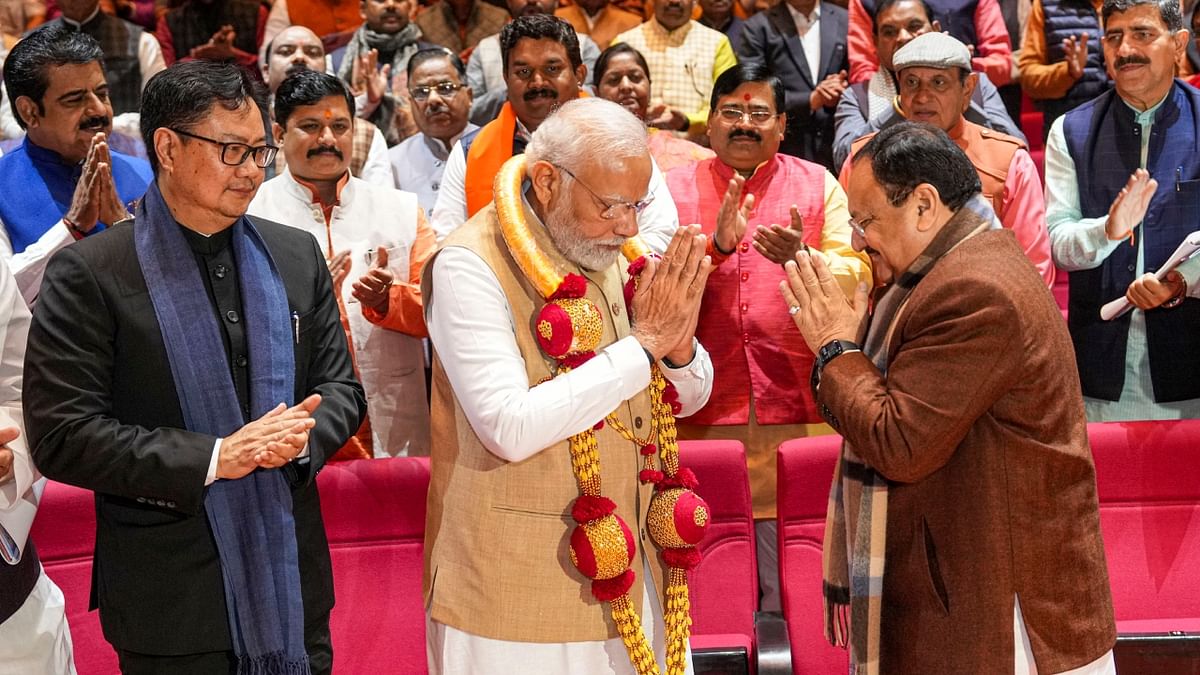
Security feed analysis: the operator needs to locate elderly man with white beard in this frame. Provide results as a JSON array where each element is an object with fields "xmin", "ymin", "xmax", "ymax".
[{"xmin": 422, "ymin": 97, "xmax": 714, "ymax": 675}]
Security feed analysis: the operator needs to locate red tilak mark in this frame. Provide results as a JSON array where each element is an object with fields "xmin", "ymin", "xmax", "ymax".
[{"xmin": 743, "ymin": 93, "xmax": 751, "ymax": 101}]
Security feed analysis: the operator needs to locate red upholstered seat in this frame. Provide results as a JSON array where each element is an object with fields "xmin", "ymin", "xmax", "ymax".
[
  {"xmin": 679, "ymin": 440, "xmax": 759, "ymax": 671},
  {"xmin": 1088, "ymin": 421, "xmax": 1200, "ymax": 633},
  {"xmin": 776, "ymin": 436, "xmax": 847, "ymax": 674},
  {"xmin": 319, "ymin": 456, "xmax": 430, "ymax": 675},
  {"xmin": 31, "ymin": 480, "xmax": 118, "ymax": 674},
  {"xmin": 32, "ymin": 457, "xmax": 433, "ymax": 674}
]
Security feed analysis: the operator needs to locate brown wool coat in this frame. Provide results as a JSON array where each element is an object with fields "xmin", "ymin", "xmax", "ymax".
[{"xmin": 819, "ymin": 229, "xmax": 1116, "ymax": 673}]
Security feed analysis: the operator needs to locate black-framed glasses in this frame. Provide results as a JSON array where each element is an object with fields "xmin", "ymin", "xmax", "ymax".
[
  {"xmin": 169, "ymin": 128, "xmax": 278, "ymax": 168},
  {"xmin": 409, "ymin": 81, "xmax": 466, "ymax": 103},
  {"xmin": 554, "ymin": 164, "xmax": 654, "ymax": 220}
]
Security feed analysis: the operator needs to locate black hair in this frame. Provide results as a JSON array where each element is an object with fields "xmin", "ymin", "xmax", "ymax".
[
  {"xmin": 1102, "ymin": 0, "xmax": 1184, "ymax": 31},
  {"xmin": 140, "ymin": 61, "xmax": 269, "ymax": 173},
  {"xmin": 592, "ymin": 43, "xmax": 651, "ymax": 89},
  {"xmin": 406, "ymin": 46, "xmax": 467, "ymax": 80},
  {"xmin": 3, "ymin": 24, "xmax": 105, "ymax": 130},
  {"xmin": 499, "ymin": 14, "xmax": 583, "ymax": 74},
  {"xmin": 709, "ymin": 62, "xmax": 785, "ymax": 113},
  {"xmin": 274, "ymin": 69, "xmax": 356, "ymax": 127},
  {"xmin": 872, "ymin": 0, "xmax": 936, "ymax": 35},
  {"xmin": 851, "ymin": 122, "xmax": 981, "ymax": 211}
]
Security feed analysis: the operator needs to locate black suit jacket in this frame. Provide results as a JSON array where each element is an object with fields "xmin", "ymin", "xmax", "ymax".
[
  {"xmin": 738, "ymin": 2, "xmax": 849, "ymax": 172},
  {"xmin": 23, "ymin": 216, "xmax": 366, "ymax": 655}
]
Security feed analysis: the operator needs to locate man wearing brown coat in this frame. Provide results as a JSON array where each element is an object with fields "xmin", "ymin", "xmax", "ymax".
[{"xmin": 782, "ymin": 121, "xmax": 1116, "ymax": 674}]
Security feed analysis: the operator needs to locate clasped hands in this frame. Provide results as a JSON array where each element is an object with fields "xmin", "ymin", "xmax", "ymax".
[
  {"xmin": 1108, "ymin": 169, "xmax": 1187, "ymax": 310},
  {"xmin": 216, "ymin": 394, "xmax": 322, "ymax": 480},
  {"xmin": 631, "ymin": 225, "xmax": 714, "ymax": 365},
  {"xmin": 779, "ymin": 249, "xmax": 870, "ymax": 354},
  {"xmin": 66, "ymin": 133, "xmax": 132, "ymax": 233}
]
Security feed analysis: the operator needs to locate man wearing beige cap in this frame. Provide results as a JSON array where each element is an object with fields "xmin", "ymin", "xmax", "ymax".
[{"xmin": 840, "ymin": 30, "xmax": 1054, "ymax": 287}]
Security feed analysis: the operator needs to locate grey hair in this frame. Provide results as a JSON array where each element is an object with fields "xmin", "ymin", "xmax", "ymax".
[
  {"xmin": 525, "ymin": 98, "xmax": 648, "ymax": 176},
  {"xmin": 1102, "ymin": 0, "xmax": 1184, "ymax": 31}
]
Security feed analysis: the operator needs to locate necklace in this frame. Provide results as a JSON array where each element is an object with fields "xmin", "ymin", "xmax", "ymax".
[{"xmin": 494, "ymin": 155, "xmax": 709, "ymax": 675}]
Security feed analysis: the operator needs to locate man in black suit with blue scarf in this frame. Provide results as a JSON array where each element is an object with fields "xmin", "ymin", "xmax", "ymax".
[{"xmin": 23, "ymin": 61, "xmax": 366, "ymax": 674}]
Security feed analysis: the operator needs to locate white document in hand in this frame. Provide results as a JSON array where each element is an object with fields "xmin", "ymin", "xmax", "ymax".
[{"xmin": 1101, "ymin": 231, "xmax": 1200, "ymax": 321}]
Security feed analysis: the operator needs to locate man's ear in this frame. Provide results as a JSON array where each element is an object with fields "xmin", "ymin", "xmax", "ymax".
[
  {"xmin": 912, "ymin": 183, "xmax": 940, "ymax": 231},
  {"xmin": 14, "ymin": 96, "xmax": 40, "ymax": 129},
  {"xmin": 962, "ymin": 71, "xmax": 978, "ymax": 111},
  {"xmin": 575, "ymin": 64, "xmax": 588, "ymax": 90},
  {"xmin": 273, "ymin": 121, "xmax": 285, "ymax": 144},
  {"xmin": 528, "ymin": 159, "xmax": 561, "ymax": 206},
  {"xmin": 153, "ymin": 127, "xmax": 179, "ymax": 174},
  {"xmin": 930, "ymin": 19, "xmax": 942, "ymax": 33}
]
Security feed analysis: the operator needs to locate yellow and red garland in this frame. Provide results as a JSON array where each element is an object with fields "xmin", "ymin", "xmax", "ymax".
[{"xmin": 494, "ymin": 155, "xmax": 709, "ymax": 675}]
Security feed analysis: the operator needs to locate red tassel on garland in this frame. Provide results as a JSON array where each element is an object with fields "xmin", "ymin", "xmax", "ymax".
[{"xmin": 592, "ymin": 569, "xmax": 636, "ymax": 601}]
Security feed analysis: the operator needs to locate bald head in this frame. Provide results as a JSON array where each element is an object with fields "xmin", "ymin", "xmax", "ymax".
[{"xmin": 266, "ymin": 26, "xmax": 326, "ymax": 93}]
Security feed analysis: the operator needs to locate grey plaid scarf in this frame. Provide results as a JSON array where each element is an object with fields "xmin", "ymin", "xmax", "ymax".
[{"xmin": 821, "ymin": 194, "xmax": 1000, "ymax": 674}]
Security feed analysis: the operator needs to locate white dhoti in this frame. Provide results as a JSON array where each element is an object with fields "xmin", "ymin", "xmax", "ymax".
[{"xmin": 428, "ymin": 558, "xmax": 695, "ymax": 675}]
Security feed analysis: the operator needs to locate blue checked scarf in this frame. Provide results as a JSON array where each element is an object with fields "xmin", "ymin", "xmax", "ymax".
[
  {"xmin": 822, "ymin": 194, "xmax": 999, "ymax": 674},
  {"xmin": 134, "ymin": 181, "xmax": 310, "ymax": 675}
]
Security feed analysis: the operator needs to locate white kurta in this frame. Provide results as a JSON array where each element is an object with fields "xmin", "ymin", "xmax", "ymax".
[
  {"xmin": 248, "ymin": 169, "xmax": 431, "ymax": 456},
  {"xmin": 0, "ymin": 255, "xmax": 75, "ymax": 674},
  {"xmin": 389, "ymin": 125, "xmax": 478, "ymax": 218},
  {"xmin": 424, "ymin": 205, "xmax": 714, "ymax": 672}
]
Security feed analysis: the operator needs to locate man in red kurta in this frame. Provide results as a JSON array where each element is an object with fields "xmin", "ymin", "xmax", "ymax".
[{"xmin": 667, "ymin": 63, "xmax": 869, "ymax": 609}]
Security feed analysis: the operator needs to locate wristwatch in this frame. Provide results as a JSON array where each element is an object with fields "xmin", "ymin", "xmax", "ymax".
[{"xmin": 809, "ymin": 339, "xmax": 861, "ymax": 429}]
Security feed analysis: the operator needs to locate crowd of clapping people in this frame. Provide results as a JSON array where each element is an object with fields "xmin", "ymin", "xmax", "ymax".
[{"xmin": 0, "ymin": 0, "xmax": 1198, "ymax": 671}]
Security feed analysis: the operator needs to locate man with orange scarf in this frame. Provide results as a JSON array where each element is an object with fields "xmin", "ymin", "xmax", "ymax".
[{"xmin": 430, "ymin": 14, "xmax": 681, "ymax": 253}]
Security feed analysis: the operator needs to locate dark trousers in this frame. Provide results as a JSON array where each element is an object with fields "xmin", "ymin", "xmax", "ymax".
[{"xmin": 117, "ymin": 617, "xmax": 332, "ymax": 675}]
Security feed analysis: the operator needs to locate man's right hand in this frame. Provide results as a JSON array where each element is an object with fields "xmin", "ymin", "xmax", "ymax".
[
  {"xmin": 0, "ymin": 427, "xmax": 18, "ymax": 486},
  {"xmin": 1107, "ymin": 169, "xmax": 1157, "ymax": 241},
  {"xmin": 714, "ymin": 174, "xmax": 755, "ymax": 254},
  {"xmin": 65, "ymin": 134, "xmax": 107, "ymax": 232},
  {"xmin": 631, "ymin": 225, "xmax": 713, "ymax": 362},
  {"xmin": 1063, "ymin": 33, "xmax": 1089, "ymax": 80},
  {"xmin": 216, "ymin": 395, "xmax": 322, "ymax": 480}
]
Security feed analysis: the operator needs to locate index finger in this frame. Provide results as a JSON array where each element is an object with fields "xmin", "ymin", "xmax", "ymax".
[{"xmin": 0, "ymin": 426, "xmax": 19, "ymax": 445}]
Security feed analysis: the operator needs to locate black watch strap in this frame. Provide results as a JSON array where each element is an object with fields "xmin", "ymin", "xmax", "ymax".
[{"xmin": 816, "ymin": 339, "xmax": 861, "ymax": 371}]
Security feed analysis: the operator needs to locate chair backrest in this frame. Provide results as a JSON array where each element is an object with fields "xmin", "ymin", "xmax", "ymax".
[
  {"xmin": 318, "ymin": 456, "xmax": 431, "ymax": 675},
  {"xmin": 30, "ymin": 480, "xmax": 119, "ymax": 674},
  {"xmin": 776, "ymin": 435, "xmax": 848, "ymax": 674},
  {"xmin": 679, "ymin": 440, "xmax": 758, "ymax": 644},
  {"xmin": 1088, "ymin": 420, "xmax": 1200, "ymax": 632}
]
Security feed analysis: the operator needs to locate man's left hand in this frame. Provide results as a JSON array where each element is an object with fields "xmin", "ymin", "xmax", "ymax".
[
  {"xmin": 352, "ymin": 246, "xmax": 393, "ymax": 314},
  {"xmin": 190, "ymin": 25, "xmax": 238, "ymax": 61},
  {"xmin": 1127, "ymin": 270, "xmax": 1186, "ymax": 310},
  {"xmin": 752, "ymin": 204, "xmax": 807, "ymax": 264},
  {"xmin": 353, "ymin": 49, "xmax": 392, "ymax": 105},
  {"xmin": 0, "ymin": 426, "xmax": 20, "ymax": 485},
  {"xmin": 779, "ymin": 250, "xmax": 869, "ymax": 353}
]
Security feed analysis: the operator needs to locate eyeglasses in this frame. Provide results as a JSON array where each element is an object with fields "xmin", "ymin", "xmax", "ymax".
[
  {"xmin": 555, "ymin": 164, "xmax": 655, "ymax": 220},
  {"xmin": 849, "ymin": 215, "xmax": 876, "ymax": 238},
  {"xmin": 169, "ymin": 128, "xmax": 278, "ymax": 168},
  {"xmin": 717, "ymin": 107, "xmax": 779, "ymax": 125},
  {"xmin": 409, "ymin": 81, "xmax": 466, "ymax": 103}
]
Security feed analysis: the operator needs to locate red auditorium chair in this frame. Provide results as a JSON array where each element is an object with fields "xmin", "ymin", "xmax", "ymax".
[
  {"xmin": 31, "ymin": 480, "xmax": 119, "ymax": 673},
  {"xmin": 32, "ymin": 457, "xmax": 433, "ymax": 674},
  {"xmin": 318, "ymin": 456, "xmax": 431, "ymax": 675},
  {"xmin": 680, "ymin": 440, "xmax": 759, "ymax": 674},
  {"xmin": 1088, "ymin": 420, "xmax": 1200, "ymax": 673},
  {"xmin": 776, "ymin": 435, "xmax": 847, "ymax": 674}
]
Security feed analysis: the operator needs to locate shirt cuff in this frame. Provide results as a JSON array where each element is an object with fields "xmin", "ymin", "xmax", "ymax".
[
  {"xmin": 608, "ymin": 335, "xmax": 654, "ymax": 402},
  {"xmin": 205, "ymin": 438, "xmax": 221, "ymax": 486},
  {"xmin": 661, "ymin": 338, "xmax": 707, "ymax": 381}
]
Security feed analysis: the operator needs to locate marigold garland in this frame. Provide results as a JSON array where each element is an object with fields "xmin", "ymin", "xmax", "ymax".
[{"xmin": 494, "ymin": 155, "xmax": 708, "ymax": 675}]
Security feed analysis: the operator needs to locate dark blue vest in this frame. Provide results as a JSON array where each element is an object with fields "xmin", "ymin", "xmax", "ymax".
[
  {"xmin": 1038, "ymin": 0, "xmax": 1110, "ymax": 128},
  {"xmin": 1062, "ymin": 83, "xmax": 1200, "ymax": 402},
  {"xmin": 0, "ymin": 138, "xmax": 152, "ymax": 254},
  {"xmin": 862, "ymin": 0, "xmax": 978, "ymax": 48}
]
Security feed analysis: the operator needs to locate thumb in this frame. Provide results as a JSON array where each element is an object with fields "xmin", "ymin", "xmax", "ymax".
[
  {"xmin": 0, "ymin": 426, "xmax": 20, "ymax": 446},
  {"xmin": 635, "ymin": 256, "xmax": 659, "ymax": 299},
  {"xmin": 789, "ymin": 204, "xmax": 804, "ymax": 230},
  {"xmin": 298, "ymin": 393, "xmax": 323, "ymax": 414},
  {"xmin": 374, "ymin": 246, "xmax": 389, "ymax": 269},
  {"xmin": 381, "ymin": 63, "xmax": 392, "ymax": 81}
]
